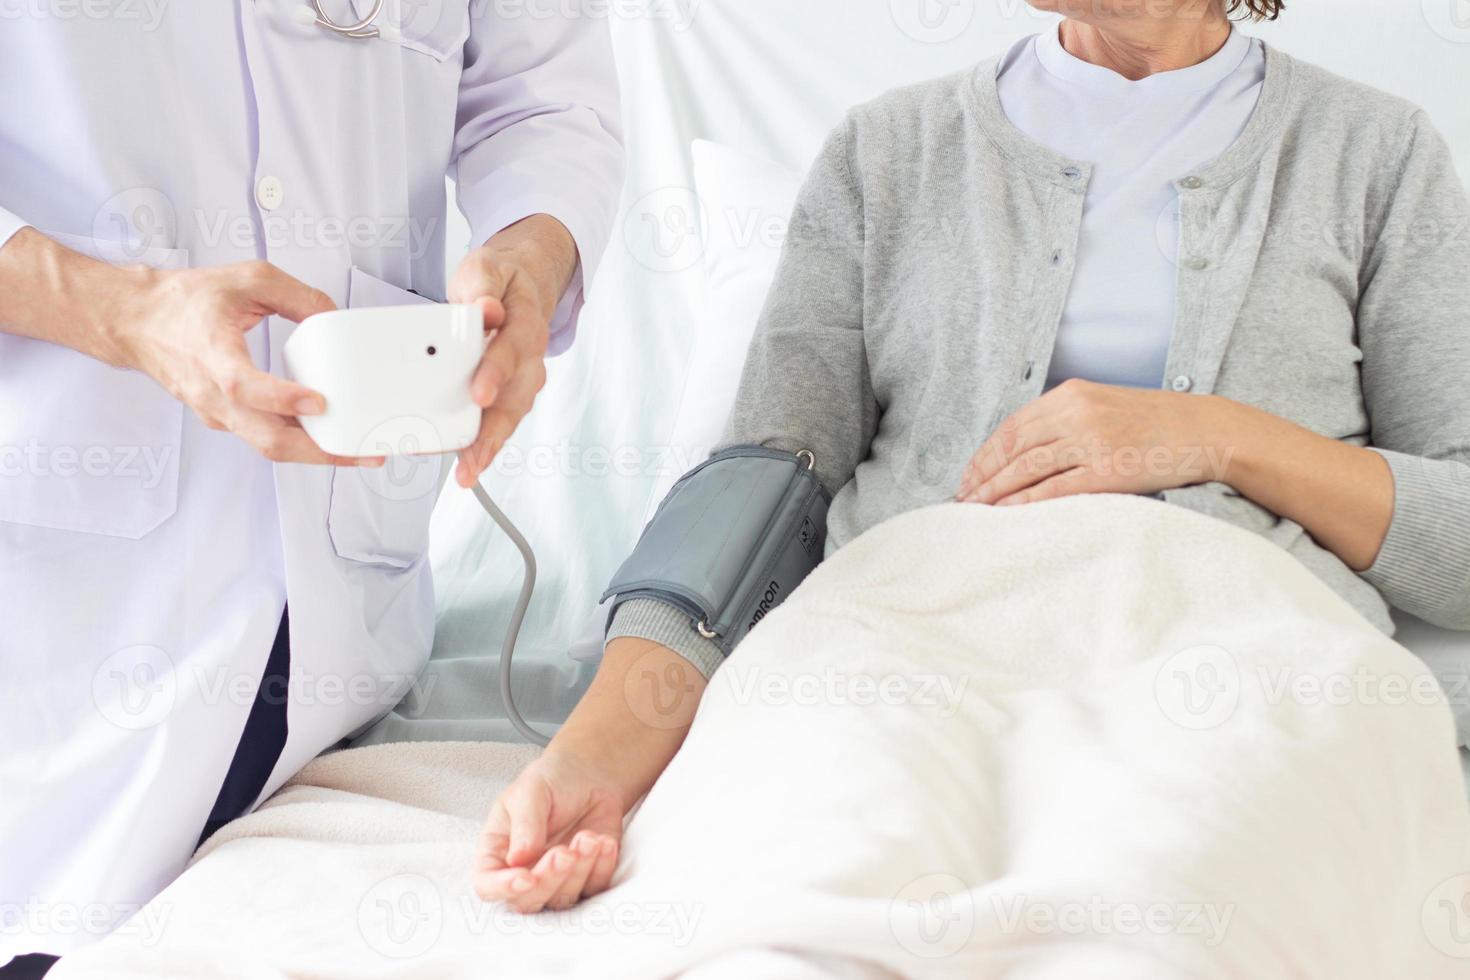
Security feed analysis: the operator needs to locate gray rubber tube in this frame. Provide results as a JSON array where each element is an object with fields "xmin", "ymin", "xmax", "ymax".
[{"xmin": 472, "ymin": 484, "xmax": 551, "ymax": 747}]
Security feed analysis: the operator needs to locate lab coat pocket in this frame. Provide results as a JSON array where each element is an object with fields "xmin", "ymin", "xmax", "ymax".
[
  {"xmin": 0, "ymin": 233, "xmax": 187, "ymax": 539},
  {"xmin": 326, "ymin": 268, "xmax": 452, "ymax": 569}
]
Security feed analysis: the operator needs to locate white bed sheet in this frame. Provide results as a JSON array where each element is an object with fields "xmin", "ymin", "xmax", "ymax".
[{"xmin": 358, "ymin": 0, "xmax": 1470, "ymax": 745}]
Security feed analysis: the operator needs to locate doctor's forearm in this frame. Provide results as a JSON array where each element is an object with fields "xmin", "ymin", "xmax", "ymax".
[{"xmin": 0, "ymin": 227, "xmax": 152, "ymax": 365}]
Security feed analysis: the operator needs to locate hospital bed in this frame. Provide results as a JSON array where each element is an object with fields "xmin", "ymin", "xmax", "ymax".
[{"xmin": 354, "ymin": 0, "xmax": 1470, "ymax": 788}]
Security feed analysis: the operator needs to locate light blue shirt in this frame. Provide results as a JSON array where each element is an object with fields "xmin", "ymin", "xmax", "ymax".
[{"xmin": 997, "ymin": 27, "xmax": 1266, "ymax": 390}]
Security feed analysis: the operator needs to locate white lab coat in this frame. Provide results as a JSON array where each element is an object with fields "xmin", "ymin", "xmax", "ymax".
[{"xmin": 0, "ymin": 0, "xmax": 622, "ymax": 960}]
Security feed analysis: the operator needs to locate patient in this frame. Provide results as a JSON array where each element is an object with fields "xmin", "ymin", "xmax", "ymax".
[{"xmin": 475, "ymin": 0, "xmax": 1470, "ymax": 913}]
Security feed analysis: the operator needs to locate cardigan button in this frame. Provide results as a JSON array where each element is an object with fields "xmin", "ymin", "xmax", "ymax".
[
  {"xmin": 1171, "ymin": 375, "xmax": 1194, "ymax": 393},
  {"xmin": 1184, "ymin": 256, "xmax": 1210, "ymax": 271},
  {"xmin": 1180, "ymin": 176, "xmax": 1204, "ymax": 190}
]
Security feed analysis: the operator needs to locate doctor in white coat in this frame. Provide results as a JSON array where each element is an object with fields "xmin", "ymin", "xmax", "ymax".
[{"xmin": 0, "ymin": 1, "xmax": 622, "ymax": 971}]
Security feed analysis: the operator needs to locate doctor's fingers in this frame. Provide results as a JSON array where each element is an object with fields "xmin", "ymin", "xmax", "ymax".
[
  {"xmin": 471, "ymin": 287, "xmax": 549, "ymax": 409},
  {"xmin": 226, "ymin": 406, "xmax": 383, "ymax": 467},
  {"xmin": 225, "ymin": 260, "xmax": 336, "ymax": 324},
  {"xmin": 455, "ymin": 355, "xmax": 547, "ymax": 488},
  {"xmin": 212, "ymin": 353, "xmax": 327, "ymax": 418}
]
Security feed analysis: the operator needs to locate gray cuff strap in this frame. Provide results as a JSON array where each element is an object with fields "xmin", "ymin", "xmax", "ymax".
[
  {"xmin": 602, "ymin": 445, "xmax": 830, "ymax": 659},
  {"xmin": 607, "ymin": 599, "xmax": 726, "ymax": 680},
  {"xmin": 1365, "ymin": 449, "xmax": 1470, "ymax": 629}
]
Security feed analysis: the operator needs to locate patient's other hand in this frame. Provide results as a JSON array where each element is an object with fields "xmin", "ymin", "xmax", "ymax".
[{"xmin": 473, "ymin": 751, "xmax": 624, "ymax": 913}]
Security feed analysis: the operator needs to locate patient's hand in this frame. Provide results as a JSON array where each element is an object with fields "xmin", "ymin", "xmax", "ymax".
[
  {"xmin": 474, "ymin": 638, "xmax": 707, "ymax": 913},
  {"xmin": 956, "ymin": 379, "xmax": 1240, "ymax": 505},
  {"xmin": 474, "ymin": 751, "xmax": 624, "ymax": 913}
]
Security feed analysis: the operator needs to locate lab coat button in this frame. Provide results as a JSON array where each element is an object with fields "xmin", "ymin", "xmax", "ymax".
[
  {"xmin": 1171, "ymin": 375, "xmax": 1194, "ymax": 393},
  {"xmin": 255, "ymin": 176, "xmax": 285, "ymax": 212},
  {"xmin": 1180, "ymin": 176, "xmax": 1204, "ymax": 190}
]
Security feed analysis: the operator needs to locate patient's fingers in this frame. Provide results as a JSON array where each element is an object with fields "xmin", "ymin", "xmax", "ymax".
[
  {"xmin": 476, "ymin": 830, "xmax": 511, "ymax": 871},
  {"xmin": 504, "ymin": 783, "xmax": 552, "ymax": 867},
  {"xmin": 508, "ymin": 845, "xmax": 578, "ymax": 914},
  {"xmin": 965, "ymin": 441, "xmax": 1079, "ymax": 504},
  {"xmin": 962, "ymin": 413, "xmax": 1062, "ymax": 498},
  {"xmin": 546, "ymin": 833, "xmax": 601, "ymax": 911},
  {"xmin": 581, "ymin": 835, "xmax": 620, "ymax": 898},
  {"xmin": 472, "ymin": 865, "xmax": 530, "ymax": 904}
]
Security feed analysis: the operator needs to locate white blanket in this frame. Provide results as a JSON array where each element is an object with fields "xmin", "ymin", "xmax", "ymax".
[{"xmin": 54, "ymin": 496, "xmax": 1470, "ymax": 978}]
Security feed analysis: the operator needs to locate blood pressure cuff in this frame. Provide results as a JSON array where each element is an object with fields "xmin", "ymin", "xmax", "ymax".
[{"xmin": 602, "ymin": 446, "xmax": 831, "ymax": 658}]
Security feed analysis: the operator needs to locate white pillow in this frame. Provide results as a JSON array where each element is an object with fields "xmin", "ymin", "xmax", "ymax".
[{"xmin": 643, "ymin": 140, "xmax": 804, "ymax": 515}]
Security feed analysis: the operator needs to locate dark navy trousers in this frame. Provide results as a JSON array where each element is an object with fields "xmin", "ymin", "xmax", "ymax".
[{"xmin": 199, "ymin": 607, "xmax": 292, "ymax": 843}]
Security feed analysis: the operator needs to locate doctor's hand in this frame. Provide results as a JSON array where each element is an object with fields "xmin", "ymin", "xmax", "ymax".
[
  {"xmin": 956, "ymin": 380, "xmax": 1240, "ymax": 505},
  {"xmin": 474, "ymin": 750, "xmax": 624, "ymax": 914},
  {"xmin": 114, "ymin": 260, "xmax": 383, "ymax": 467},
  {"xmin": 449, "ymin": 214, "xmax": 579, "ymax": 489}
]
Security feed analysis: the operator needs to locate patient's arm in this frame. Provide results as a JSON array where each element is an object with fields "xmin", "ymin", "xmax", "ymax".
[
  {"xmin": 473, "ymin": 637, "xmax": 704, "ymax": 913},
  {"xmin": 475, "ymin": 122, "xmax": 875, "ymax": 913}
]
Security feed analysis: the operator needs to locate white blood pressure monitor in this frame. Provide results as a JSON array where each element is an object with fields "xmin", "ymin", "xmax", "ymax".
[
  {"xmin": 283, "ymin": 304, "xmax": 486, "ymax": 458},
  {"xmin": 285, "ymin": 302, "xmax": 552, "ymax": 747}
]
